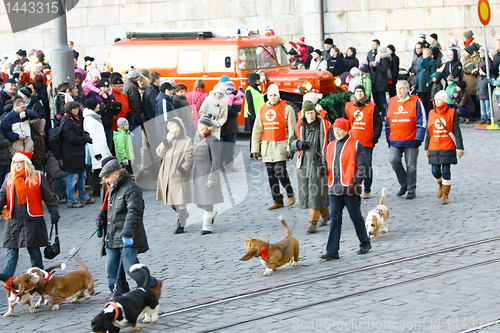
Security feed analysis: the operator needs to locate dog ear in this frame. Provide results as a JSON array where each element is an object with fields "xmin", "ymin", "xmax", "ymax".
[
  {"xmin": 239, "ymin": 250, "xmax": 256, "ymax": 261},
  {"xmin": 29, "ymin": 268, "xmax": 46, "ymax": 291}
]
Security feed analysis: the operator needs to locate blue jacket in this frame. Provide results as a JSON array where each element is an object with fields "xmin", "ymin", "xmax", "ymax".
[
  {"xmin": 0, "ymin": 109, "xmax": 38, "ymax": 142},
  {"xmin": 385, "ymin": 95, "xmax": 426, "ymax": 148}
]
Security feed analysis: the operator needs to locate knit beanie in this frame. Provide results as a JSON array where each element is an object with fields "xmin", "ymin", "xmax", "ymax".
[
  {"xmin": 456, "ymin": 81, "xmax": 467, "ymax": 90},
  {"xmin": 354, "ymin": 85, "xmax": 365, "ymax": 93},
  {"xmin": 333, "ymin": 118, "xmax": 350, "ymax": 132},
  {"xmin": 302, "ymin": 100, "xmax": 317, "ymax": 114},
  {"xmin": 324, "ymin": 38, "xmax": 333, "ymax": 45},
  {"xmin": 463, "ymin": 30, "xmax": 474, "ymax": 40},
  {"xmin": 303, "ymin": 92, "xmax": 323, "ymax": 104},
  {"xmin": 387, "ymin": 44, "xmax": 396, "ymax": 53},
  {"xmin": 434, "ymin": 90, "xmax": 448, "ymax": 103},
  {"xmin": 127, "ymin": 68, "xmax": 140, "ymax": 79},
  {"xmin": 430, "ymin": 33, "xmax": 438, "ymax": 40},
  {"xmin": 198, "ymin": 114, "xmax": 212, "ymax": 127},
  {"xmin": 117, "ymin": 117, "xmax": 129, "ymax": 129},
  {"xmin": 446, "ymin": 75, "xmax": 457, "ymax": 83}
]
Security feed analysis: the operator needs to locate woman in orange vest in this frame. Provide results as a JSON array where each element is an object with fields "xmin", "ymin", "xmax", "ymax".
[
  {"xmin": 320, "ymin": 118, "xmax": 371, "ymax": 260},
  {"xmin": 0, "ymin": 151, "xmax": 59, "ymax": 281},
  {"xmin": 424, "ymin": 91, "xmax": 464, "ymax": 204},
  {"xmin": 290, "ymin": 100, "xmax": 333, "ymax": 234},
  {"xmin": 344, "ymin": 85, "xmax": 382, "ymax": 199}
]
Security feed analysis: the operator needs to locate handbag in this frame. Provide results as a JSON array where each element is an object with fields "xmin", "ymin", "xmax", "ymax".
[{"xmin": 44, "ymin": 221, "xmax": 60, "ymax": 260}]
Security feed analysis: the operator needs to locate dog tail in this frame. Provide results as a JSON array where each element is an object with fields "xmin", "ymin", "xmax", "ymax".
[
  {"xmin": 278, "ymin": 215, "xmax": 291, "ymax": 236},
  {"xmin": 380, "ymin": 188, "xmax": 386, "ymax": 205},
  {"xmin": 130, "ymin": 264, "xmax": 151, "ymax": 288},
  {"xmin": 44, "ymin": 263, "xmax": 67, "ymax": 274},
  {"xmin": 74, "ymin": 254, "xmax": 89, "ymax": 272}
]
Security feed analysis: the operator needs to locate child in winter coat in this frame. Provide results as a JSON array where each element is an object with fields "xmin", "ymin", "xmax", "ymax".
[
  {"xmin": 356, "ymin": 64, "xmax": 372, "ymax": 98},
  {"xmin": 54, "ymin": 81, "xmax": 74, "ymax": 124},
  {"xmin": 113, "ymin": 117, "xmax": 135, "ymax": 175},
  {"xmin": 347, "ymin": 67, "xmax": 360, "ymax": 92},
  {"xmin": 445, "ymin": 76, "xmax": 458, "ymax": 106},
  {"xmin": 83, "ymin": 67, "xmax": 107, "ymax": 99},
  {"xmin": 221, "ymin": 81, "xmax": 245, "ymax": 172},
  {"xmin": 476, "ymin": 65, "xmax": 491, "ymax": 123},
  {"xmin": 429, "ymin": 72, "xmax": 444, "ymax": 102},
  {"xmin": 453, "ymin": 81, "xmax": 475, "ymax": 123}
]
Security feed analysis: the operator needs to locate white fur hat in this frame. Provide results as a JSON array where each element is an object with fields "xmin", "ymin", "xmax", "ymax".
[{"xmin": 434, "ymin": 90, "xmax": 448, "ymax": 103}]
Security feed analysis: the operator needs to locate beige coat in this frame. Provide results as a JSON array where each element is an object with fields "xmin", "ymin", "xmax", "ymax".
[
  {"xmin": 462, "ymin": 52, "xmax": 479, "ymax": 96},
  {"xmin": 199, "ymin": 84, "xmax": 228, "ymax": 139},
  {"xmin": 156, "ymin": 117, "xmax": 193, "ymax": 206},
  {"xmin": 251, "ymin": 101, "xmax": 296, "ymax": 163}
]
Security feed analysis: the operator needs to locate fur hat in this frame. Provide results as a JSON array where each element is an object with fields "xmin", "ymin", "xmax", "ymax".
[
  {"xmin": 85, "ymin": 98, "xmax": 99, "ymax": 111},
  {"xmin": 117, "ymin": 117, "xmax": 129, "ymax": 129},
  {"xmin": 434, "ymin": 90, "xmax": 448, "ymax": 103},
  {"xmin": 12, "ymin": 150, "xmax": 32, "ymax": 165},
  {"xmin": 332, "ymin": 118, "xmax": 350, "ymax": 132}
]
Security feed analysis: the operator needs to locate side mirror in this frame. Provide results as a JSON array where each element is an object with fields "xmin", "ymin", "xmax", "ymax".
[{"xmin": 225, "ymin": 56, "xmax": 231, "ymax": 68}]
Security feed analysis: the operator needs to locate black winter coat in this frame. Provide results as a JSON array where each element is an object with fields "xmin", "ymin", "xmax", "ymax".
[
  {"xmin": 327, "ymin": 54, "xmax": 344, "ymax": 77},
  {"xmin": 389, "ymin": 53, "xmax": 400, "ymax": 82},
  {"xmin": 441, "ymin": 49, "xmax": 463, "ymax": 83},
  {"xmin": 424, "ymin": 108, "xmax": 464, "ymax": 165},
  {"xmin": 371, "ymin": 54, "xmax": 390, "ymax": 92},
  {"xmin": 60, "ymin": 112, "xmax": 89, "ymax": 173},
  {"xmin": 105, "ymin": 170, "xmax": 149, "ymax": 253},
  {"xmin": 141, "ymin": 84, "xmax": 160, "ymax": 122},
  {"xmin": 343, "ymin": 51, "xmax": 359, "ymax": 72},
  {"xmin": 123, "ymin": 79, "xmax": 142, "ymax": 125}
]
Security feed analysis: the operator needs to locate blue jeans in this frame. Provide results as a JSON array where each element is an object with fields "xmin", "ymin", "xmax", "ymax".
[
  {"xmin": 106, "ymin": 247, "xmax": 158, "ymax": 296},
  {"xmin": 479, "ymin": 99, "xmax": 491, "ymax": 120},
  {"xmin": 389, "ymin": 146, "xmax": 419, "ymax": 194},
  {"xmin": 431, "ymin": 164, "xmax": 451, "ymax": 181},
  {"xmin": 456, "ymin": 108, "xmax": 472, "ymax": 119},
  {"xmin": 2, "ymin": 247, "xmax": 43, "ymax": 278},
  {"xmin": 326, "ymin": 195, "xmax": 371, "ymax": 255},
  {"xmin": 55, "ymin": 177, "xmax": 67, "ymax": 199},
  {"xmin": 363, "ymin": 147, "xmax": 373, "ymax": 193},
  {"xmin": 66, "ymin": 172, "xmax": 89, "ymax": 203}
]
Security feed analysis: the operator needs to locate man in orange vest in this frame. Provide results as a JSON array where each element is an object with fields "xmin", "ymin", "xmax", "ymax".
[
  {"xmin": 344, "ymin": 85, "xmax": 382, "ymax": 199},
  {"xmin": 385, "ymin": 80, "xmax": 426, "ymax": 200},
  {"xmin": 320, "ymin": 118, "xmax": 371, "ymax": 260},
  {"xmin": 251, "ymin": 84, "xmax": 296, "ymax": 210}
]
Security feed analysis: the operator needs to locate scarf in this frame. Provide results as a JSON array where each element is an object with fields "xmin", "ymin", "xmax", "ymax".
[
  {"xmin": 13, "ymin": 169, "xmax": 27, "ymax": 206},
  {"xmin": 419, "ymin": 57, "xmax": 431, "ymax": 69},
  {"xmin": 464, "ymin": 37, "xmax": 474, "ymax": 47},
  {"xmin": 101, "ymin": 183, "xmax": 111, "ymax": 211},
  {"xmin": 435, "ymin": 103, "xmax": 449, "ymax": 115}
]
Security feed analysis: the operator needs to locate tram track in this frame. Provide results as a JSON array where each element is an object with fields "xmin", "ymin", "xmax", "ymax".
[{"xmin": 158, "ymin": 235, "xmax": 500, "ymax": 321}]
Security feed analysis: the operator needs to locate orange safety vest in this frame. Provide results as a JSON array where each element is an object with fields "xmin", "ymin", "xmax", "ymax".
[
  {"xmin": 259, "ymin": 100, "xmax": 288, "ymax": 142},
  {"xmin": 325, "ymin": 137, "xmax": 358, "ymax": 187},
  {"xmin": 428, "ymin": 108, "xmax": 456, "ymax": 151},
  {"xmin": 345, "ymin": 102, "xmax": 376, "ymax": 147},
  {"xmin": 387, "ymin": 95, "xmax": 419, "ymax": 142},
  {"xmin": 295, "ymin": 117, "xmax": 330, "ymax": 160},
  {"xmin": 5, "ymin": 172, "xmax": 44, "ymax": 219}
]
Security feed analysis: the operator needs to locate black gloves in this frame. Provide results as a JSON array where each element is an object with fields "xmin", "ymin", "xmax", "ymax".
[
  {"xmin": 412, "ymin": 140, "xmax": 422, "ymax": 148},
  {"xmin": 96, "ymin": 210, "xmax": 106, "ymax": 238},
  {"xmin": 122, "ymin": 225, "xmax": 134, "ymax": 238},
  {"xmin": 297, "ymin": 140, "xmax": 310, "ymax": 150},
  {"xmin": 83, "ymin": 133, "xmax": 93, "ymax": 144},
  {"xmin": 95, "ymin": 154, "xmax": 102, "ymax": 161},
  {"xmin": 318, "ymin": 165, "xmax": 326, "ymax": 177},
  {"xmin": 51, "ymin": 216, "xmax": 59, "ymax": 225},
  {"xmin": 347, "ymin": 181, "xmax": 360, "ymax": 196}
]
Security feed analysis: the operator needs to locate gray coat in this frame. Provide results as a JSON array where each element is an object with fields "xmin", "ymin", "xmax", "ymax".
[
  {"xmin": 191, "ymin": 132, "xmax": 223, "ymax": 205},
  {"xmin": 105, "ymin": 170, "xmax": 149, "ymax": 253},
  {"xmin": 424, "ymin": 108, "xmax": 464, "ymax": 165},
  {"xmin": 0, "ymin": 172, "xmax": 59, "ymax": 249},
  {"xmin": 290, "ymin": 117, "xmax": 332, "ymax": 210}
]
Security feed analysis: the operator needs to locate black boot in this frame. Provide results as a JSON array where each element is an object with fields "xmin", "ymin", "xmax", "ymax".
[
  {"xmin": 174, "ymin": 222, "xmax": 184, "ymax": 234},
  {"xmin": 0, "ymin": 273, "xmax": 8, "ymax": 282}
]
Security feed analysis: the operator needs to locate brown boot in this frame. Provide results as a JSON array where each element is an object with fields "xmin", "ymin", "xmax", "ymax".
[
  {"xmin": 435, "ymin": 177, "xmax": 443, "ymax": 198},
  {"xmin": 307, "ymin": 221, "xmax": 317, "ymax": 234},
  {"xmin": 441, "ymin": 183, "xmax": 451, "ymax": 205},
  {"xmin": 288, "ymin": 195, "xmax": 296, "ymax": 206}
]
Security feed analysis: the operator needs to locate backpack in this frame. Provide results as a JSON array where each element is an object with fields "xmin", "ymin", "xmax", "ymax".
[{"xmin": 48, "ymin": 118, "xmax": 65, "ymax": 160}]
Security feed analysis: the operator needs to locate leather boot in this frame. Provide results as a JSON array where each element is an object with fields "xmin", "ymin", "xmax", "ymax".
[
  {"xmin": 174, "ymin": 222, "xmax": 184, "ymax": 234},
  {"xmin": 435, "ymin": 177, "xmax": 443, "ymax": 198},
  {"xmin": 307, "ymin": 221, "xmax": 317, "ymax": 234},
  {"xmin": 441, "ymin": 183, "xmax": 451, "ymax": 205}
]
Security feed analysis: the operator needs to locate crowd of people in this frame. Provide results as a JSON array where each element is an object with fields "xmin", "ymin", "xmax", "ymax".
[{"xmin": 0, "ymin": 30, "xmax": 491, "ymax": 290}]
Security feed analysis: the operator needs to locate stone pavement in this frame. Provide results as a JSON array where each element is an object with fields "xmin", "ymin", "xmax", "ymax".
[{"xmin": 0, "ymin": 123, "xmax": 500, "ymax": 332}]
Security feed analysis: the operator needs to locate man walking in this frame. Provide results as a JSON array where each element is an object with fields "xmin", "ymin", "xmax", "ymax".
[
  {"xmin": 385, "ymin": 80, "xmax": 426, "ymax": 199},
  {"xmin": 251, "ymin": 84, "xmax": 296, "ymax": 210}
]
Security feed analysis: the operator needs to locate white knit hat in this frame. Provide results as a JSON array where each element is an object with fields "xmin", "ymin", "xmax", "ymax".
[
  {"xmin": 266, "ymin": 84, "xmax": 280, "ymax": 96},
  {"xmin": 434, "ymin": 90, "xmax": 448, "ymax": 103}
]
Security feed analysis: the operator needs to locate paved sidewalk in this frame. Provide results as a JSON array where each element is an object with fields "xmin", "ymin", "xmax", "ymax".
[{"xmin": 0, "ymin": 123, "xmax": 499, "ymax": 332}]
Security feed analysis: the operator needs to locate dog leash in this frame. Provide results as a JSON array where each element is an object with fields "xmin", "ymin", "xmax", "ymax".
[
  {"xmin": 66, "ymin": 230, "xmax": 97, "ymax": 264},
  {"xmin": 112, "ymin": 256, "xmax": 123, "ymax": 297}
]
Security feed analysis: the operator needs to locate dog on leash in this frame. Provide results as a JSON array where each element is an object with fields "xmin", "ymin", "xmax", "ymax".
[
  {"xmin": 365, "ymin": 188, "xmax": 389, "ymax": 239},
  {"xmin": 91, "ymin": 264, "xmax": 159, "ymax": 333},
  {"xmin": 1, "ymin": 264, "xmax": 64, "ymax": 317},
  {"xmin": 240, "ymin": 215, "xmax": 300, "ymax": 276},
  {"xmin": 30, "ymin": 255, "xmax": 94, "ymax": 311}
]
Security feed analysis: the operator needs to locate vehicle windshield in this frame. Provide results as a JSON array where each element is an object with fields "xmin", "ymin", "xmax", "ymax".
[
  {"xmin": 238, "ymin": 46, "xmax": 276, "ymax": 70},
  {"xmin": 274, "ymin": 43, "xmax": 290, "ymax": 66}
]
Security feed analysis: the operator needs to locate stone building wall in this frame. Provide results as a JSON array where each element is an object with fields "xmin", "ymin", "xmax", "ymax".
[{"xmin": 0, "ymin": 0, "xmax": 499, "ymax": 69}]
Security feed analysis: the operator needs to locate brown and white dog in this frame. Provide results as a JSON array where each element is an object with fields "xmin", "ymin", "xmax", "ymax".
[
  {"xmin": 32, "ymin": 255, "xmax": 94, "ymax": 310},
  {"xmin": 2, "ymin": 264, "xmax": 63, "ymax": 317},
  {"xmin": 365, "ymin": 188, "xmax": 389, "ymax": 239},
  {"xmin": 240, "ymin": 215, "xmax": 300, "ymax": 276}
]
